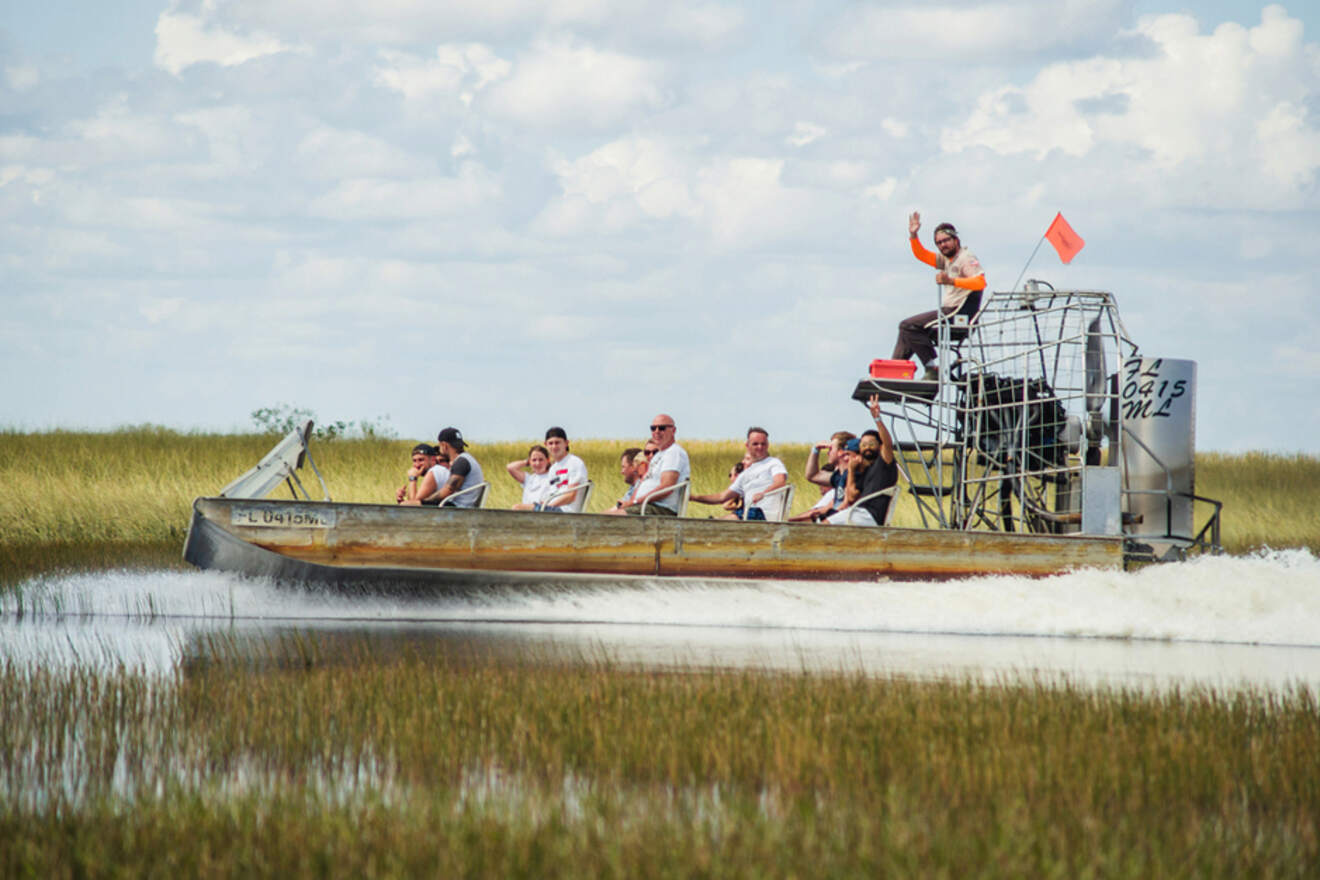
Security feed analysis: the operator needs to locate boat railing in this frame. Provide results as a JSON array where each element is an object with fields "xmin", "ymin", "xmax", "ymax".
[
  {"xmin": 642, "ymin": 480, "xmax": 691, "ymax": 517},
  {"xmin": 439, "ymin": 481, "xmax": 490, "ymax": 509},
  {"xmin": 546, "ymin": 481, "xmax": 594, "ymax": 513},
  {"xmin": 834, "ymin": 485, "xmax": 900, "ymax": 527},
  {"xmin": 754, "ymin": 483, "xmax": 795, "ymax": 522}
]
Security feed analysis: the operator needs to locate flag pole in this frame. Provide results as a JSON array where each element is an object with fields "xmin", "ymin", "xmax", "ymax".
[{"xmin": 1011, "ymin": 235, "xmax": 1047, "ymax": 292}]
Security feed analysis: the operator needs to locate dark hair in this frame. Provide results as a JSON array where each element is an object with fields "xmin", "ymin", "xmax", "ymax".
[
  {"xmin": 545, "ymin": 426, "xmax": 568, "ymax": 441},
  {"xmin": 933, "ymin": 222, "xmax": 958, "ymax": 240},
  {"xmin": 411, "ymin": 443, "xmax": 439, "ymax": 456},
  {"xmin": 732, "ymin": 461, "xmax": 746, "ymax": 475},
  {"xmin": 746, "ymin": 426, "xmax": 769, "ymax": 439},
  {"xmin": 861, "ymin": 429, "xmax": 881, "ymax": 441},
  {"xmin": 622, "ymin": 446, "xmax": 642, "ymax": 462},
  {"xmin": 528, "ymin": 444, "xmax": 549, "ymax": 460}
]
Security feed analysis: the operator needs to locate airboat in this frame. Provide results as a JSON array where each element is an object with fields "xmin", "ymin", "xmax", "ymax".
[{"xmin": 184, "ymin": 282, "xmax": 1219, "ymax": 592}]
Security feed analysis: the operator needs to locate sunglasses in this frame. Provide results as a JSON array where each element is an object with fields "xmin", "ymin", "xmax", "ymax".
[
  {"xmin": 649, "ymin": 424, "xmax": 673, "ymax": 432},
  {"xmin": 644, "ymin": 450, "xmax": 657, "ymax": 456}
]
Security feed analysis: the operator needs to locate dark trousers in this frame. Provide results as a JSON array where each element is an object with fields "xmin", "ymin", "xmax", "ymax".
[{"xmin": 892, "ymin": 309, "xmax": 946, "ymax": 365}]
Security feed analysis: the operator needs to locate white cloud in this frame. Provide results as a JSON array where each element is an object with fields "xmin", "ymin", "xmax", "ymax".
[
  {"xmin": 819, "ymin": 0, "xmax": 1126, "ymax": 60},
  {"xmin": 374, "ymin": 44, "xmax": 511, "ymax": 106},
  {"xmin": 306, "ymin": 163, "xmax": 501, "ymax": 221},
  {"xmin": 485, "ymin": 39, "xmax": 667, "ymax": 129},
  {"xmin": 539, "ymin": 136, "xmax": 699, "ymax": 236},
  {"xmin": 5, "ymin": 65, "xmax": 39, "ymax": 91},
  {"xmin": 154, "ymin": 10, "xmax": 292, "ymax": 75},
  {"xmin": 940, "ymin": 7, "xmax": 1320, "ymax": 199},
  {"xmin": 788, "ymin": 121, "xmax": 826, "ymax": 147}
]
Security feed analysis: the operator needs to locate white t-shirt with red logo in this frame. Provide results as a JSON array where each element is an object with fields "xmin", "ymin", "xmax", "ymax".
[{"xmin": 546, "ymin": 453, "xmax": 588, "ymax": 508}]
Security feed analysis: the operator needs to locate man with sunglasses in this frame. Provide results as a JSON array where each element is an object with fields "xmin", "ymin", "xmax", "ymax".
[
  {"xmin": 607, "ymin": 415, "xmax": 689, "ymax": 515},
  {"xmin": 892, "ymin": 210, "xmax": 986, "ymax": 382}
]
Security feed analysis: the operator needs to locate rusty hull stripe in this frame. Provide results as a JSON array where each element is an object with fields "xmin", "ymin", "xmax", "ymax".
[{"xmin": 199, "ymin": 497, "xmax": 1122, "ymax": 581}]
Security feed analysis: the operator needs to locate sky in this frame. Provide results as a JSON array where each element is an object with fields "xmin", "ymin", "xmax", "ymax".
[{"xmin": 2, "ymin": 0, "xmax": 1317, "ymax": 452}]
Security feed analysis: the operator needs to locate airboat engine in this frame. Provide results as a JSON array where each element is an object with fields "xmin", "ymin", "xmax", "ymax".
[{"xmin": 1116, "ymin": 357, "xmax": 1199, "ymax": 560}]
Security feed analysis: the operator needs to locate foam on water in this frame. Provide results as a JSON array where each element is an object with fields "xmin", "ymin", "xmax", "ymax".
[
  {"xmin": 5, "ymin": 548, "xmax": 1318, "ymax": 646},
  {"xmin": 3, "ymin": 550, "xmax": 1318, "ymax": 688}
]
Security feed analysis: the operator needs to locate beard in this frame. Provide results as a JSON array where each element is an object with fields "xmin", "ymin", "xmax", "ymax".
[{"xmin": 861, "ymin": 449, "xmax": 878, "ymax": 462}]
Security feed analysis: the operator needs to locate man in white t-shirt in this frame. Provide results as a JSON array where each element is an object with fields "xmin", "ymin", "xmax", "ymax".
[
  {"xmin": 607, "ymin": 413, "xmax": 690, "ymax": 516},
  {"xmin": 539, "ymin": 426, "xmax": 589, "ymax": 512},
  {"xmin": 691, "ymin": 427, "xmax": 789, "ymax": 520}
]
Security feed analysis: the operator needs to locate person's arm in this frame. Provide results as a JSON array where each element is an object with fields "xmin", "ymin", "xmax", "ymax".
[
  {"xmin": 634, "ymin": 469, "xmax": 679, "ymax": 508},
  {"xmin": 749, "ymin": 472, "xmax": 788, "ymax": 505},
  {"xmin": 401, "ymin": 469, "xmax": 438, "ymax": 506},
  {"xmin": 868, "ymin": 394, "xmax": 897, "ymax": 464},
  {"xmin": 691, "ymin": 487, "xmax": 738, "ymax": 506},
  {"xmin": 505, "ymin": 458, "xmax": 529, "ymax": 484},
  {"xmin": 934, "ymin": 270, "xmax": 986, "ymax": 290},
  {"xmin": 422, "ymin": 458, "xmax": 471, "ymax": 504},
  {"xmin": 805, "ymin": 444, "xmax": 831, "ymax": 486}
]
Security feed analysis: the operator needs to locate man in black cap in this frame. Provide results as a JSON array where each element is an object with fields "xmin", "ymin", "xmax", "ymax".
[
  {"xmin": 405, "ymin": 427, "xmax": 486, "ymax": 508},
  {"xmin": 395, "ymin": 443, "xmax": 441, "ymax": 503}
]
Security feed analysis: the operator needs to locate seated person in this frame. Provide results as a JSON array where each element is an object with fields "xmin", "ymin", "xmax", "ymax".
[
  {"xmin": 507, "ymin": 444, "xmax": 553, "ymax": 510},
  {"xmin": 614, "ymin": 447, "xmax": 644, "ymax": 509},
  {"xmin": 892, "ymin": 212, "xmax": 986, "ymax": 381},
  {"xmin": 396, "ymin": 443, "xmax": 439, "ymax": 503},
  {"xmin": 721, "ymin": 458, "xmax": 750, "ymax": 516},
  {"xmin": 606, "ymin": 414, "xmax": 688, "ymax": 516},
  {"xmin": 541, "ymin": 427, "xmax": 589, "ymax": 512},
  {"xmin": 691, "ymin": 427, "xmax": 788, "ymax": 521},
  {"xmin": 828, "ymin": 395, "xmax": 898, "ymax": 526},
  {"xmin": 404, "ymin": 427, "xmax": 484, "ymax": 508},
  {"xmin": 789, "ymin": 431, "xmax": 855, "ymax": 522}
]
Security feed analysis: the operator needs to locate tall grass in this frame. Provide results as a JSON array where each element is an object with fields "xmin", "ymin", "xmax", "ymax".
[
  {"xmin": 2, "ymin": 643, "xmax": 1318, "ymax": 877},
  {"xmin": 2, "ymin": 429, "xmax": 1317, "ymax": 587}
]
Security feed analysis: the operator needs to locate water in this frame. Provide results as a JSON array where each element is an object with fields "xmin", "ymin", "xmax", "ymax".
[{"xmin": 3, "ymin": 549, "xmax": 1318, "ymax": 691}]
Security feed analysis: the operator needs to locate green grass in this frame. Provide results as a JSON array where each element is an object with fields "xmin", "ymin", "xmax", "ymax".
[
  {"xmin": 1, "ymin": 429, "xmax": 1318, "ymax": 587},
  {"xmin": 2, "ymin": 643, "xmax": 1318, "ymax": 877}
]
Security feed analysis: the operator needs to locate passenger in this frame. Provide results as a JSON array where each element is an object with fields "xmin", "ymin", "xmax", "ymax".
[
  {"xmin": 721, "ymin": 458, "xmax": 749, "ymax": 516},
  {"xmin": 396, "ymin": 443, "xmax": 439, "ymax": 503},
  {"xmin": 540, "ymin": 427, "xmax": 589, "ymax": 512},
  {"xmin": 892, "ymin": 211, "xmax": 986, "ymax": 382},
  {"xmin": 605, "ymin": 414, "xmax": 689, "ymax": 516},
  {"xmin": 614, "ymin": 446, "xmax": 644, "ymax": 509},
  {"xmin": 691, "ymin": 427, "xmax": 789, "ymax": 521},
  {"xmin": 828, "ymin": 395, "xmax": 898, "ymax": 526},
  {"xmin": 405, "ymin": 427, "xmax": 485, "ymax": 508},
  {"xmin": 789, "ymin": 432, "xmax": 856, "ymax": 523},
  {"xmin": 507, "ymin": 444, "xmax": 553, "ymax": 511}
]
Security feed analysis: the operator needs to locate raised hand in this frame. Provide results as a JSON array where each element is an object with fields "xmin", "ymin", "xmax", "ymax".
[{"xmin": 908, "ymin": 211, "xmax": 921, "ymax": 237}]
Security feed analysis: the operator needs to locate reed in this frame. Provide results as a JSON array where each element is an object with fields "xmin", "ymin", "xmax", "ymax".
[
  {"xmin": 2, "ymin": 429, "xmax": 1317, "ymax": 587},
  {"xmin": 2, "ymin": 643, "xmax": 1317, "ymax": 876}
]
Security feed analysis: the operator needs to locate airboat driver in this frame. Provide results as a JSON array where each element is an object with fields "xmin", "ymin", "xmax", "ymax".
[
  {"xmin": 405, "ymin": 427, "xmax": 485, "ymax": 508},
  {"xmin": 892, "ymin": 211, "xmax": 986, "ymax": 382},
  {"xmin": 691, "ymin": 427, "xmax": 789, "ymax": 521}
]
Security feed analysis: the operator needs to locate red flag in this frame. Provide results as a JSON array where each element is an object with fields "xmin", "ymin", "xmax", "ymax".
[{"xmin": 1044, "ymin": 212, "xmax": 1085, "ymax": 264}]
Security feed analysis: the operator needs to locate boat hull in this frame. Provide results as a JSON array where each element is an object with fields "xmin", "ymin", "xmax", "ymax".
[{"xmin": 183, "ymin": 497, "xmax": 1122, "ymax": 592}]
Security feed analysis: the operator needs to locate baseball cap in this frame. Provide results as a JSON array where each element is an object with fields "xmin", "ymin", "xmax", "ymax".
[{"xmin": 436, "ymin": 427, "xmax": 467, "ymax": 451}]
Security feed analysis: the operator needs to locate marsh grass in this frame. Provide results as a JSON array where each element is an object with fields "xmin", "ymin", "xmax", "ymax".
[
  {"xmin": 2, "ymin": 643, "xmax": 1317, "ymax": 876},
  {"xmin": 2, "ymin": 429, "xmax": 1317, "ymax": 586}
]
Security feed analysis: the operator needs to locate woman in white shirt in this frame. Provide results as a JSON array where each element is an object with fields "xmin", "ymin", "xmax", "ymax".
[{"xmin": 507, "ymin": 445, "xmax": 554, "ymax": 510}]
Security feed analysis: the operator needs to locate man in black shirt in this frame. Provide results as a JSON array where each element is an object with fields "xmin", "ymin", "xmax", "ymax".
[{"xmin": 828, "ymin": 394, "xmax": 898, "ymax": 527}]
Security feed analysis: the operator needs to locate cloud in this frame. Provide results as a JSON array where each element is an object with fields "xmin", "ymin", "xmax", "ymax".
[
  {"xmin": 939, "ymin": 6, "xmax": 1320, "ymax": 201},
  {"xmin": 818, "ymin": 0, "xmax": 1127, "ymax": 61},
  {"xmin": 485, "ymin": 39, "xmax": 667, "ymax": 129},
  {"xmin": 306, "ymin": 162, "xmax": 501, "ymax": 221},
  {"xmin": 154, "ymin": 10, "xmax": 293, "ymax": 75},
  {"xmin": 374, "ymin": 44, "xmax": 511, "ymax": 106}
]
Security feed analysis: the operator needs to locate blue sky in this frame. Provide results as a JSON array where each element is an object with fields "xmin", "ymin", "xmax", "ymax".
[{"xmin": 2, "ymin": 1, "xmax": 1317, "ymax": 452}]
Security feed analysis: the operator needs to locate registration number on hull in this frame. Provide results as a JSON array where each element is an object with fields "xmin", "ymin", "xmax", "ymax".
[{"xmin": 230, "ymin": 506, "xmax": 336, "ymax": 528}]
